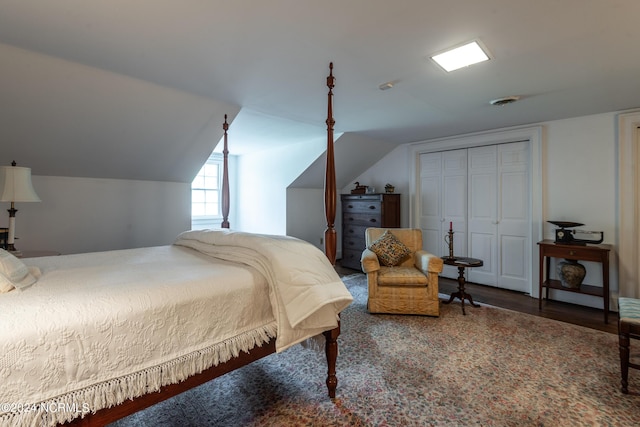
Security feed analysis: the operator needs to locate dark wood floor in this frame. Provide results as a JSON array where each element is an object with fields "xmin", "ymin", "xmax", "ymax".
[{"xmin": 336, "ymin": 264, "xmax": 618, "ymax": 334}]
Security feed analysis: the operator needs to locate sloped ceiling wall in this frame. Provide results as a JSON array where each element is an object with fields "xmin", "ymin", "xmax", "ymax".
[
  {"xmin": 290, "ymin": 132, "xmax": 397, "ymax": 190},
  {"xmin": 1, "ymin": 43, "xmax": 239, "ymax": 183}
]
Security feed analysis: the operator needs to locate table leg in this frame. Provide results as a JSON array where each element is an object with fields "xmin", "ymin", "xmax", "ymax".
[
  {"xmin": 538, "ymin": 251, "xmax": 544, "ymax": 310},
  {"xmin": 443, "ymin": 266, "xmax": 480, "ymax": 315},
  {"xmin": 545, "ymin": 256, "xmax": 550, "ymax": 301}
]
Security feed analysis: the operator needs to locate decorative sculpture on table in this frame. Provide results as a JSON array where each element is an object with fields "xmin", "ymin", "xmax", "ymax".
[
  {"xmin": 350, "ymin": 182, "xmax": 367, "ymax": 194},
  {"xmin": 444, "ymin": 222, "xmax": 454, "ymax": 259}
]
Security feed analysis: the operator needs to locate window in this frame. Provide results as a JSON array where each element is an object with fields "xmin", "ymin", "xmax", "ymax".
[{"xmin": 191, "ymin": 153, "xmax": 223, "ymax": 227}]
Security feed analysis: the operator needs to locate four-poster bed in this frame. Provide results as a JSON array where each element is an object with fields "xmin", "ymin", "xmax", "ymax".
[{"xmin": 0, "ymin": 64, "xmax": 348, "ymax": 427}]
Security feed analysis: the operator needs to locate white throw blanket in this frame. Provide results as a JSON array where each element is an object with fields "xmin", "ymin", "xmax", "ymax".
[{"xmin": 174, "ymin": 229, "xmax": 354, "ymax": 351}]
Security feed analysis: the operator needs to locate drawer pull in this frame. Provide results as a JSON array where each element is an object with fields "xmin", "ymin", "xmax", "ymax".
[
  {"xmin": 369, "ymin": 205, "xmax": 376, "ymax": 210},
  {"xmin": 369, "ymin": 218, "xmax": 377, "ymax": 223},
  {"xmin": 569, "ymin": 250, "xmax": 576, "ymax": 256},
  {"xmin": 347, "ymin": 204, "xmax": 354, "ymax": 208}
]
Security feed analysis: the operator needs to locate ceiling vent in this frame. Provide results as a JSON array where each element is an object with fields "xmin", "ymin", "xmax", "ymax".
[{"xmin": 490, "ymin": 96, "xmax": 520, "ymax": 106}]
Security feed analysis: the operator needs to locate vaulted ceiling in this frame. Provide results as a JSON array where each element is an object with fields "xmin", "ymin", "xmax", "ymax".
[{"xmin": 1, "ymin": 1, "xmax": 639, "ymax": 182}]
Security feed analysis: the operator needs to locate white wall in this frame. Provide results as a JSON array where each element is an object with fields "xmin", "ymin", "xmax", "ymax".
[
  {"xmin": 285, "ymin": 132, "xmax": 398, "ymax": 259},
  {"xmin": 543, "ymin": 113, "xmax": 616, "ymax": 238},
  {"xmin": 12, "ymin": 176, "xmax": 191, "ymax": 255},
  {"xmin": 286, "ymin": 187, "xmax": 326, "ymax": 250},
  {"xmin": 340, "ymin": 144, "xmax": 412, "ymax": 227},
  {"xmin": 236, "ymin": 139, "xmax": 326, "ymax": 235},
  {"xmin": 348, "ymin": 111, "xmax": 621, "ymax": 309}
]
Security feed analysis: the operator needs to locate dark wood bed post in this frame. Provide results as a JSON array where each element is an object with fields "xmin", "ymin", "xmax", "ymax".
[
  {"xmin": 324, "ymin": 62, "xmax": 337, "ymax": 265},
  {"xmin": 323, "ymin": 325, "xmax": 340, "ymax": 398},
  {"xmin": 322, "ymin": 62, "xmax": 340, "ymax": 400},
  {"xmin": 221, "ymin": 114, "xmax": 230, "ymax": 229}
]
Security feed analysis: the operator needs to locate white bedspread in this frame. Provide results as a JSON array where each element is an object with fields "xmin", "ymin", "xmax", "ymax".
[{"xmin": 0, "ymin": 231, "xmax": 352, "ymax": 427}]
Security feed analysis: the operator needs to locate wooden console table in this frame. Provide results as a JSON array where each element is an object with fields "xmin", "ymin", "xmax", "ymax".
[{"xmin": 537, "ymin": 239, "xmax": 611, "ymax": 323}]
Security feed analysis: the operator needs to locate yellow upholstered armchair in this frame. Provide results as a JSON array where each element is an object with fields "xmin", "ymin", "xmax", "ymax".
[{"xmin": 361, "ymin": 227, "xmax": 443, "ymax": 316}]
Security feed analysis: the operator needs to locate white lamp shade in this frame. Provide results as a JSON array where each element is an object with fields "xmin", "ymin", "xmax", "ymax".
[{"xmin": 0, "ymin": 165, "xmax": 41, "ymax": 203}]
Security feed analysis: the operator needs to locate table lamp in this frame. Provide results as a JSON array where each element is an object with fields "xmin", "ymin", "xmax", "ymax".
[{"xmin": 0, "ymin": 161, "xmax": 40, "ymax": 253}]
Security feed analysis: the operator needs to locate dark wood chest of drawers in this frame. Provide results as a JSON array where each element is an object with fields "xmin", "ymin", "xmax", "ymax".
[{"xmin": 341, "ymin": 193, "xmax": 401, "ymax": 270}]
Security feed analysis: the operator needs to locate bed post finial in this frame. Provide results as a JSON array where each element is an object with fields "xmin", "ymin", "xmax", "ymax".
[
  {"xmin": 324, "ymin": 62, "xmax": 337, "ymax": 265},
  {"xmin": 221, "ymin": 114, "xmax": 230, "ymax": 229}
]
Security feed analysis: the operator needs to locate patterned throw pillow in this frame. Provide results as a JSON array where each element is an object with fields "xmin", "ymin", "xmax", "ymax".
[{"xmin": 369, "ymin": 230, "xmax": 412, "ymax": 266}]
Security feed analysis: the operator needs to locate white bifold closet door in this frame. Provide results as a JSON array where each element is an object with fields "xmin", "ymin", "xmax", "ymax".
[
  {"xmin": 419, "ymin": 141, "xmax": 530, "ymax": 292},
  {"xmin": 419, "ymin": 149, "xmax": 467, "ymax": 279},
  {"xmin": 467, "ymin": 142, "xmax": 530, "ymax": 292}
]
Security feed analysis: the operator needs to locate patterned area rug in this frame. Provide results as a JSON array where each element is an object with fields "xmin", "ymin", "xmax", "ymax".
[{"xmin": 112, "ymin": 274, "xmax": 640, "ymax": 426}]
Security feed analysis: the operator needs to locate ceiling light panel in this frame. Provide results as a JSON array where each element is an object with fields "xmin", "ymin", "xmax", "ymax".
[{"xmin": 431, "ymin": 41, "xmax": 490, "ymax": 72}]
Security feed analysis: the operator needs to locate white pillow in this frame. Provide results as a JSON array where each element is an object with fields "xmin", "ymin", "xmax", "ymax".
[
  {"xmin": 0, "ymin": 248, "xmax": 37, "ymax": 290},
  {"xmin": 0, "ymin": 273, "xmax": 15, "ymax": 293}
]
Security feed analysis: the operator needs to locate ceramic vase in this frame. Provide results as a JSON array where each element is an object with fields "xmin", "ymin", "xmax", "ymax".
[{"xmin": 557, "ymin": 260, "xmax": 586, "ymax": 289}]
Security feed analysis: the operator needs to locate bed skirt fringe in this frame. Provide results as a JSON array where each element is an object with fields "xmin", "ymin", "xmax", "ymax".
[{"xmin": 4, "ymin": 322, "xmax": 277, "ymax": 427}]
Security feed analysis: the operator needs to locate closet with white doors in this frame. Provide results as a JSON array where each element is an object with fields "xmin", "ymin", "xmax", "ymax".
[{"xmin": 418, "ymin": 141, "xmax": 530, "ymax": 292}]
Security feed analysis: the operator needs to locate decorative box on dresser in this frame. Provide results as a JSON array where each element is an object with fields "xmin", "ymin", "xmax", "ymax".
[{"xmin": 340, "ymin": 193, "xmax": 401, "ymax": 270}]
